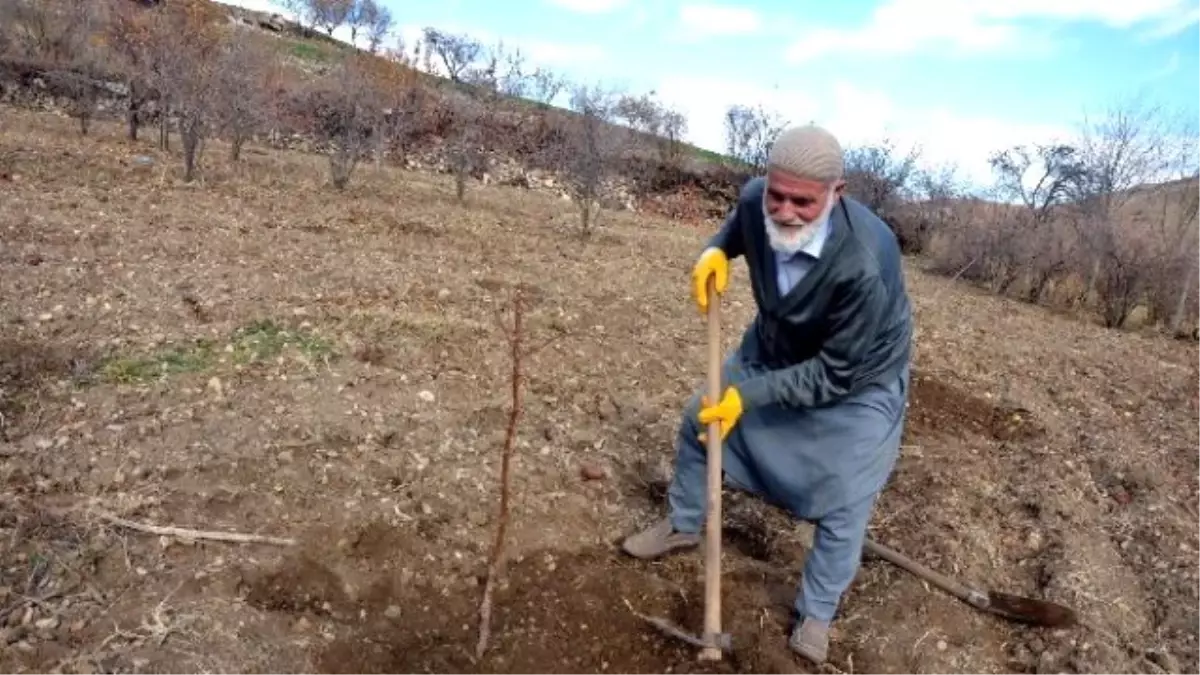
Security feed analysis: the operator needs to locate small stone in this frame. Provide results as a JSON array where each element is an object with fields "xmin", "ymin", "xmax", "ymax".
[
  {"xmin": 34, "ymin": 438, "xmax": 52, "ymax": 450},
  {"xmin": 1147, "ymin": 649, "xmax": 1179, "ymax": 673},
  {"xmin": 385, "ymin": 605, "xmax": 402, "ymax": 619},
  {"xmin": 580, "ymin": 463, "xmax": 607, "ymax": 481},
  {"xmin": 417, "ymin": 390, "xmax": 435, "ymax": 403},
  {"xmin": 278, "ymin": 450, "xmax": 294, "ymax": 463},
  {"xmin": 35, "ymin": 616, "xmax": 59, "ymax": 630},
  {"xmin": 936, "ymin": 639, "xmax": 947, "ymax": 651},
  {"xmin": 437, "ymin": 289, "xmax": 451, "ymax": 300}
]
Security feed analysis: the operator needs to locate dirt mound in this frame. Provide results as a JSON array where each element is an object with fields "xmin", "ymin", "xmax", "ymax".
[
  {"xmin": 907, "ymin": 370, "xmax": 1044, "ymax": 442},
  {"xmin": 237, "ymin": 544, "xmax": 809, "ymax": 674}
]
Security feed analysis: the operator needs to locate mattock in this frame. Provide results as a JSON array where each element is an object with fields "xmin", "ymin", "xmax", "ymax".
[{"xmin": 628, "ymin": 274, "xmax": 732, "ymax": 660}]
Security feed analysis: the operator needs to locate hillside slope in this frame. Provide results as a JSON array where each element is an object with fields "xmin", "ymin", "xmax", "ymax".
[{"xmin": 1, "ymin": 108, "xmax": 1196, "ymax": 675}]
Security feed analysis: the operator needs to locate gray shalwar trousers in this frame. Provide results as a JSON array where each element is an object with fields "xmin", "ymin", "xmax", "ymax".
[{"xmin": 667, "ymin": 350, "xmax": 909, "ymax": 623}]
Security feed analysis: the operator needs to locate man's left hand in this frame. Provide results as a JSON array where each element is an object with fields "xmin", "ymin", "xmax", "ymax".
[{"xmin": 698, "ymin": 386, "xmax": 743, "ymax": 442}]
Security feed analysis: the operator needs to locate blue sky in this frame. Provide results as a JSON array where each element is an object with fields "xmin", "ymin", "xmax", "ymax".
[{"xmin": 227, "ymin": 0, "xmax": 1199, "ymax": 188}]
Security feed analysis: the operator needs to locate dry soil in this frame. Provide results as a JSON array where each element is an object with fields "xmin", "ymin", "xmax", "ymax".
[{"xmin": 1, "ymin": 109, "xmax": 1197, "ymax": 674}]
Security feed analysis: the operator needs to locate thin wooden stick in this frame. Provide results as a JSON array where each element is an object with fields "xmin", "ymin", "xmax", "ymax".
[
  {"xmin": 476, "ymin": 289, "xmax": 527, "ymax": 660},
  {"xmin": 91, "ymin": 509, "xmax": 296, "ymax": 546},
  {"xmin": 700, "ymin": 274, "xmax": 723, "ymax": 662}
]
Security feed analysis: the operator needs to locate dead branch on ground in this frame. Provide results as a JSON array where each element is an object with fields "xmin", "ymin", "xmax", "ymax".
[{"xmin": 90, "ymin": 508, "xmax": 297, "ymax": 546}]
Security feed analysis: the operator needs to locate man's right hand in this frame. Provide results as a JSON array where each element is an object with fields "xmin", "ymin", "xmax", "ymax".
[{"xmin": 691, "ymin": 246, "xmax": 729, "ymax": 313}]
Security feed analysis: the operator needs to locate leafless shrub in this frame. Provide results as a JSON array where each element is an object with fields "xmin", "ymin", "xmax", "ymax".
[
  {"xmin": 889, "ymin": 163, "xmax": 966, "ymax": 254},
  {"xmin": 843, "ymin": 138, "xmax": 921, "ymax": 219},
  {"xmin": 723, "ymin": 103, "xmax": 787, "ymax": 173},
  {"xmin": 287, "ymin": 53, "xmax": 392, "ymax": 189}
]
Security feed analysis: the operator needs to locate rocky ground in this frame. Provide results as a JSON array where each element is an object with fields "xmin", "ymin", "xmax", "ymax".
[{"xmin": 1, "ymin": 108, "xmax": 1197, "ymax": 674}]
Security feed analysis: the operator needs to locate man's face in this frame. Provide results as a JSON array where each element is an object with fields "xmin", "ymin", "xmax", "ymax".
[{"xmin": 764, "ymin": 168, "xmax": 844, "ymax": 226}]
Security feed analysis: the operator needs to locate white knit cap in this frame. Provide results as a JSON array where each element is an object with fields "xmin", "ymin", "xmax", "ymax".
[{"xmin": 766, "ymin": 124, "xmax": 844, "ymax": 182}]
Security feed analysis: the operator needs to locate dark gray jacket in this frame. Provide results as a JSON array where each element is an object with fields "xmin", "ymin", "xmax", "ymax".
[{"xmin": 707, "ymin": 176, "xmax": 913, "ymax": 409}]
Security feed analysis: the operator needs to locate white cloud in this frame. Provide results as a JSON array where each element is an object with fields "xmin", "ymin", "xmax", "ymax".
[
  {"xmin": 677, "ymin": 4, "xmax": 763, "ymax": 38},
  {"xmin": 655, "ymin": 76, "xmax": 1073, "ymax": 190},
  {"xmin": 1139, "ymin": 4, "xmax": 1200, "ymax": 39},
  {"xmin": 543, "ymin": 0, "xmax": 629, "ymax": 14},
  {"xmin": 786, "ymin": 0, "xmax": 1197, "ymax": 63}
]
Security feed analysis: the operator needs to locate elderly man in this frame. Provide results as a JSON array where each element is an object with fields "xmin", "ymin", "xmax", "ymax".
[{"xmin": 622, "ymin": 124, "xmax": 913, "ymax": 664}]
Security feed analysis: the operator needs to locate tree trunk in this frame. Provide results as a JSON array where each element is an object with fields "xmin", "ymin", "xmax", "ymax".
[
  {"xmin": 127, "ymin": 81, "xmax": 140, "ymax": 141},
  {"xmin": 179, "ymin": 116, "xmax": 202, "ymax": 182},
  {"xmin": 230, "ymin": 134, "xmax": 244, "ymax": 162},
  {"xmin": 1169, "ymin": 252, "xmax": 1198, "ymax": 337}
]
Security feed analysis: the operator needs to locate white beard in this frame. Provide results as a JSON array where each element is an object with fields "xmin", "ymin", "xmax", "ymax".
[{"xmin": 763, "ymin": 190, "xmax": 836, "ymax": 256}]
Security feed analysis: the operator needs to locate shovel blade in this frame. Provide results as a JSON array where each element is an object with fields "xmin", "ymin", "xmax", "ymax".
[{"xmin": 986, "ymin": 591, "xmax": 1077, "ymax": 627}]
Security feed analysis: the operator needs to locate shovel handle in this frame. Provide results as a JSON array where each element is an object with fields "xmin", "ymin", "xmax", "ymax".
[
  {"xmin": 862, "ymin": 538, "xmax": 988, "ymax": 608},
  {"xmin": 700, "ymin": 274, "xmax": 724, "ymax": 661}
]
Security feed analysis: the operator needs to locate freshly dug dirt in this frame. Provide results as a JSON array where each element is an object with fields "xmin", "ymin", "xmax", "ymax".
[{"xmin": 1, "ymin": 109, "xmax": 1196, "ymax": 675}]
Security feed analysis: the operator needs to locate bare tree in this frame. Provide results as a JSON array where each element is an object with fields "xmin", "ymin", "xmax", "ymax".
[
  {"xmin": 464, "ymin": 40, "xmax": 528, "ymax": 100},
  {"xmin": 843, "ymin": 138, "xmax": 921, "ymax": 217},
  {"xmin": 724, "ymin": 103, "xmax": 787, "ymax": 173},
  {"xmin": 104, "ymin": 0, "xmax": 156, "ymax": 141},
  {"xmin": 134, "ymin": 0, "xmax": 226, "ymax": 180},
  {"xmin": 1064, "ymin": 97, "xmax": 1177, "ymax": 327},
  {"xmin": 543, "ymin": 82, "xmax": 629, "ymax": 235},
  {"xmin": 310, "ymin": 0, "xmax": 354, "ymax": 36},
  {"xmin": 287, "ymin": 53, "xmax": 389, "ymax": 189},
  {"xmin": 526, "ymin": 67, "xmax": 565, "ymax": 108},
  {"xmin": 6, "ymin": 0, "xmax": 108, "ymax": 135},
  {"xmin": 422, "ymin": 27, "xmax": 483, "ymax": 83},
  {"xmin": 986, "ymin": 142, "xmax": 1085, "ymax": 301},
  {"xmin": 613, "ymin": 91, "xmax": 689, "ymax": 171},
  {"xmin": 891, "ymin": 162, "xmax": 965, "ymax": 254},
  {"xmin": 280, "ymin": 0, "xmax": 317, "ymax": 36},
  {"xmin": 443, "ymin": 91, "xmax": 487, "ymax": 200},
  {"xmin": 212, "ymin": 34, "xmax": 277, "ymax": 162},
  {"xmin": 362, "ymin": 0, "xmax": 392, "ymax": 53},
  {"xmin": 1132, "ymin": 116, "xmax": 1199, "ymax": 335}
]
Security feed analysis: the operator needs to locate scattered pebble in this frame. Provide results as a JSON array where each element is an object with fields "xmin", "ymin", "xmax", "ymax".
[
  {"xmin": 580, "ymin": 463, "xmax": 607, "ymax": 481},
  {"xmin": 418, "ymin": 390, "xmax": 435, "ymax": 403}
]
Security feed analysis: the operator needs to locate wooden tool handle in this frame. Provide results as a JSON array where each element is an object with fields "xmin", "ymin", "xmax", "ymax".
[
  {"xmin": 700, "ymin": 274, "xmax": 724, "ymax": 662},
  {"xmin": 862, "ymin": 538, "xmax": 987, "ymax": 608}
]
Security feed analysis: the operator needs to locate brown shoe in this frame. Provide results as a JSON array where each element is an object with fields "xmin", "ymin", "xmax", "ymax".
[
  {"xmin": 621, "ymin": 517, "xmax": 700, "ymax": 559},
  {"xmin": 789, "ymin": 617, "xmax": 829, "ymax": 664}
]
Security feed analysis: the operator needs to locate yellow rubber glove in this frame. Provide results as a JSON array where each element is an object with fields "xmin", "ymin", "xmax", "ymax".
[
  {"xmin": 697, "ymin": 386, "xmax": 743, "ymax": 442},
  {"xmin": 691, "ymin": 247, "xmax": 728, "ymax": 314}
]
